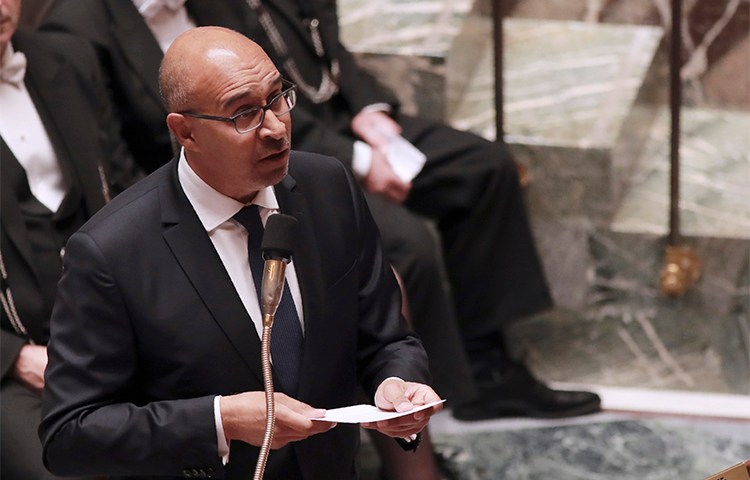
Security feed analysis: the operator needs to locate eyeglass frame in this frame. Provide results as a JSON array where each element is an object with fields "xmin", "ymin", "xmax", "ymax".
[{"xmin": 179, "ymin": 80, "xmax": 297, "ymax": 134}]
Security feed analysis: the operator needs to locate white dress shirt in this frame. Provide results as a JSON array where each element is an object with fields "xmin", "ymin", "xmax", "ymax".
[
  {"xmin": 0, "ymin": 43, "xmax": 67, "ymax": 212},
  {"xmin": 177, "ymin": 150, "xmax": 304, "ymax": 461}
]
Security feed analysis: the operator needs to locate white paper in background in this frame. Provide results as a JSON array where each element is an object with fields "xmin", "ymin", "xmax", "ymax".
[
  {"xmin": 310, "ymin": 399, "xmax": 445, "ymax": 424},
  {"xmin": 384, "ymin": 133, "xmax": 426, "ymax": 183}
]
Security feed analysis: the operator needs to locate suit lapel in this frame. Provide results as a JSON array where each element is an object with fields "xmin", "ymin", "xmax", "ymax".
[
  {"xmin": 247, "ymin": 0, "xmax": 319, "ymax": 56},
  {"xmin": 104, "ymin": 0, "xmax": 164, "ymax": 111},
  {"xmin": 19, "ymin": 33, "xmax": 106, "ymax": 217},
  {"xmin": 269, "ymin": 0, "xmax": 314, "ymax": 43},
  {"xmin": 188, "ymin": 0, "xmax": 247, "ymax": 32},
  {"xmin": 0, "ymin": 141, "xmax": 38, "ymax": 282},
  {"xmin": 159, "ymin": 163, "xmax": 264, "ymax": 383}
]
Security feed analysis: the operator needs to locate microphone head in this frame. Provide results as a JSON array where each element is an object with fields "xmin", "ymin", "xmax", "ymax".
[{"xmin": 262, "ymin": 213, "xmax": 297, "ymax": 261}]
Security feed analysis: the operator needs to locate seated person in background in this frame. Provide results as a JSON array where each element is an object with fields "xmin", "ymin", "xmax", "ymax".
[
  {"xmin": 41, "ymin": 0, "xmax": 251, "ymax": 173},
  {"xmin": 230, "ymin": 0, "xmax": 602, "ymax": 421},
  {"xmin": 39, "ymin": 26, "xmax": 441, "ymax": 479},
  {"xmin": 0, "ymin": 0, "xmax": 141, "ymax": 478}
]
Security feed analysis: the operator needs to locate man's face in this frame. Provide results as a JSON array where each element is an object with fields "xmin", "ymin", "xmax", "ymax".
[
  {"xmin": 0, "ymin": 0, "xmax": 20, "ymax": 54},
  {"xmin": 182, "ymin": 47, "xmax": 292, "ymax": 203}
]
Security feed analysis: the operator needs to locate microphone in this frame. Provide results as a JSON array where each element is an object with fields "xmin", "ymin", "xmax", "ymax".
[
  {"xmin": 254, "ymin": 212, "xmax": 297, "ymax": 480},
  {"xmin": 259, "ymin": 213, "xmax": 297, "ymax": 325}
]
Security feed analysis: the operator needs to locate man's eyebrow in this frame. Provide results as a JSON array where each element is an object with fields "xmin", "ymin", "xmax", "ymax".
[{"xmin": 222, "ymin": 73, "xmax": 283, "ymax": 111}]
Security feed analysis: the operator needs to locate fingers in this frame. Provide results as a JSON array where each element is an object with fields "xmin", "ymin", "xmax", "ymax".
[
  {"xmin": 361, "ymin": 412, "xmax": 430, "ymax": 439},
  {"xmin": 275, "ymin": 392, "xmax": 326, "ymax": 419},
  {"xmin": 351, "ymin": 111, "xmax": 401, "ymax": 147},
  {"xmin": 383, "ymin": 182, "xmax": 410, "ymax": 204},
  {"xmin": 363, "ymin": 151, "xmax": 411, "ymax": 203},
  {"xmin": 271, "ymin": 394, "xmax": 336, "ymax": 448},
  {"xmin": 374, "ymin": 378, "xmax": 414, "ymax": 412},
  {"xmin": 367, "ymin": 381, "xmax": 442, "ymax": 438}
]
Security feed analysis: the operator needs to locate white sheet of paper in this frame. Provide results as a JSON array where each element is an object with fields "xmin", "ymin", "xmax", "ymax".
[
  {"xmin": 310, "ymin": 399, "xmax": 445, "ymax": 424},
  {"xmin": 385, "ymin": 134, "xmax": 427, "ymax": 183}
]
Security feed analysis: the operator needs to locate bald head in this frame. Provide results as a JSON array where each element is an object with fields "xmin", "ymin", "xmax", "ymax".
[{"xmin": 159, "ymin": 26, "xmax": 272, "ymax": 113}]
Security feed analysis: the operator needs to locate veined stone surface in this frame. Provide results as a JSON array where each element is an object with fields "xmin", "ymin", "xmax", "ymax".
[
  {"xmin": 448, "ymin": 19, "xmax": 663, "ymax": 148},
  {"xmin": 612, "ymin": 107, "xmax": 750, "ymax": 239},
  {"xmin": 338, "ymin": 0, "xmax": 473, "ymax": 55}
]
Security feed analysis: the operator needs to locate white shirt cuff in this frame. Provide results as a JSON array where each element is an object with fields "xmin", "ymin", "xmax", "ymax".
[
  {"xmin": 359, "ymin": 103, "xmax": 392, "ymax": 114},
  {"xmin": 352, "ymin": 140, "xmax": 373, "ymax": 178},
  {"xmin": 214, "ymin": 396, "xmax": 230, "ymax": 465}
]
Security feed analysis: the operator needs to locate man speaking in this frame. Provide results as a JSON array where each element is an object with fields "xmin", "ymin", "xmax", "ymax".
[{"xmin": 40, "ymin": 26, "xmax": 440, "ymax": 479}]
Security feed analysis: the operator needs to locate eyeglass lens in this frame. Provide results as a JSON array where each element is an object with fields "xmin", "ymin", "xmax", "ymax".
[{"xmin": 236, "ymin": 88, "xmax": 297, "ymax": 133}]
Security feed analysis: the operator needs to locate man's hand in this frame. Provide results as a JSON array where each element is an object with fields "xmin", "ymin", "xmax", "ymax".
[
  {"xmin": 351, "ymin": 110, "xmax": 401, "ymax": 150},
  {"xmin": 11, "ymin": 344, "xmax": 47, "ymax": 392},
  {"xmin": 361, "ymin": 148, "xmax": 412, "ymax": 203},
  {"xmin": 220, "ymin": 392, "xmax": 335, "ymax": 449},
  {"xmin": 351, "ymin": 110, "xmax": 412, "ymax": 203},
  {"xmin": 361, "ymin": 378, "xmax": 442, "ymax": 439}
]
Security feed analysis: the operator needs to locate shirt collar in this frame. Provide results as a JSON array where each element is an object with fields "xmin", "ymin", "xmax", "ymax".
[
  {"xmin": 0, "ymin": 42, "xmax": 26, "ymax": 88},
  {"xmin": 133, "ymin": 0, "xmax": 187, "ymax": 19},
  {"xmin": 177, "ymin": 149, "xmax": 279, "ymax": 232}
]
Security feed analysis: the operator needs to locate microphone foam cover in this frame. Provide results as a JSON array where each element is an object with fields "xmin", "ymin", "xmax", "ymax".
[{"xmin": 262, "ymin": 214, "xmax": 297, "ymax": 260}]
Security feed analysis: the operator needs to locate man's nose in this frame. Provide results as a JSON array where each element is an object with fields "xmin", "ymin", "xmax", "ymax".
[{"xmin": 258, "ymin": 110, "xmax": 287, "ymax": 138}]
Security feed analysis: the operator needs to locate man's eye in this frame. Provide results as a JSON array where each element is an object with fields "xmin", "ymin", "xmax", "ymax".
[{"xmin": 236, "ymin": 110, "xmax": 256, "ymax": 120}]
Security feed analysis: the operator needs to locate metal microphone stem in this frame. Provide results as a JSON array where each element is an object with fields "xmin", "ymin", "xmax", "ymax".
[
  {"xmin": 253, "ymin": 259, "xmax": 287, "ymax": 480},
  {"xmin": 253, "ymin": 320, "xmax": 275, "ymax": 480}
]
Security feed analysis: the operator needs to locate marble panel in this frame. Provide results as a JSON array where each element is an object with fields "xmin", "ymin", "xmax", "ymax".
[
  {"xmin": 448, "ymin": 19, "xmax": 663, "ymax": 149},
  {"xmin": 502, "ymin": 0, "xmax": 750, "ymax": 110},
  {"xmin": 358, "ymin": 415, "xmax": 750, "ymax": 480},
  {"xmin": 508, "ymin": 229, "xmax": 750, "ymax": 394},
  {"xmin": 430, "ymin": 420, "xmax": 750, "ymax": 480},
  {"xmin": 612, "ymin": 108, "xmax": 750, "ymax": 239},
  {"xmin": 338, "ymin": 0, "xmax": 481, "ymax": 121},
  {"xmin": 350, "ymin": 53, "xmax": 447, "ymax": 118},
  {"xmin": 511, "ymin": 143, "xmax": 615, "ymax": 221},
  {"xmin": 338, "ymin": 0, "xmax": 473, "ymax": 55},
  {"xmin": 525, "ymin": 216, "xmax": 593, "ymax": 309}
]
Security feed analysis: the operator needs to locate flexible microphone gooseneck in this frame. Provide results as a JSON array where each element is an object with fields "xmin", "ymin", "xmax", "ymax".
[{"xmin": 254, "ymin": 213, "xmax": 298, "ymax": 480}]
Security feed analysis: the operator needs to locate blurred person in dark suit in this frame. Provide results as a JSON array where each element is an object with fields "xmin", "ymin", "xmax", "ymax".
[
  {"xmin": 42, "ymin": 0, "xmax": 250, "ymax": 173},
  {"xmin": 0, "ymin": 0, "xmax": 141, "ymax": 478}
]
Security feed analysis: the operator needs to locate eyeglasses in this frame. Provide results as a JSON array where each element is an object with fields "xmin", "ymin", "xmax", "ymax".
[{"xmin": 180, "ymin": 80, "xmax": 297, "ymax": 134}]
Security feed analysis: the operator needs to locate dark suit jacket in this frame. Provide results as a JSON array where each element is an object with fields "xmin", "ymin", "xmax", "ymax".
[
  {"xmin": 0, "ymin": 30, "xmax": 138, "ymax": 379},
  {"xmin": 233, "ymin": 0, "xmax": 400, "ymax": 167},
  {"xmin": 40, "ymin": 152, "xmax": 430, "ymax": 479},
  {"xmin": 41, "ymin": 0, "xmax": 249, "ymax": 173}
]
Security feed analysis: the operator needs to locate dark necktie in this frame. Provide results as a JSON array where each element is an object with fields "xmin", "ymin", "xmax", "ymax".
[{"xmin": 234, "ymin": 205, "xmax": 303, "ymax": 396}]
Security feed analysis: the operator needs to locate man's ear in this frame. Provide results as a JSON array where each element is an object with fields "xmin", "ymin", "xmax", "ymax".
[{"xmin": 166, "ymin": 113, "xmax": 198, "ymax": 151}]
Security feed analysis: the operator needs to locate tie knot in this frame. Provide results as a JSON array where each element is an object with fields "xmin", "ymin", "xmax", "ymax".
[
  {"xmin": 233, "ymin": 205, "xmax": 264, "ymax": 248},
  {"xmin": 1, "ymin": 50, "xmax": 26, "ymax": 88},
  {"xmin": 233, "ymin": 204, "xmax": 262, "ymax": 228}
]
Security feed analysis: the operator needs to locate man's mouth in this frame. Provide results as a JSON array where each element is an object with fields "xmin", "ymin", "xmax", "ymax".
[{"xmin": 261, "ymin": 147, "xmax": 289, "ymax": 161}]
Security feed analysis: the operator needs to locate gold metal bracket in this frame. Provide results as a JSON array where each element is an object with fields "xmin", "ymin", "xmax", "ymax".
[{"xmin": 660, "ymin": 245, "xmax": 701, "ymax": 297}]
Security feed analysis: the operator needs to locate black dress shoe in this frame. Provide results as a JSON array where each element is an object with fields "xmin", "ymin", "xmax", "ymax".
[{"xmin": 452, "ymin": 363, "xmax": 601, "ymax": 421}]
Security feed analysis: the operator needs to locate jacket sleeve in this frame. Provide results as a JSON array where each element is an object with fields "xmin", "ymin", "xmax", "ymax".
[
  {"xmin": 0, "ymin": 327, "xmax": 26, "ymax": 380},
  {"xmin": 320, "ymin": 0, "xmax": 400, "ymax": 113},
  {"xmin": 39, "ymin": 231, "xmax": 223, "ymax": 478},
  {"xmin": 341, "ymin": 164, "xmax": 431, "ymax": 398}
]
